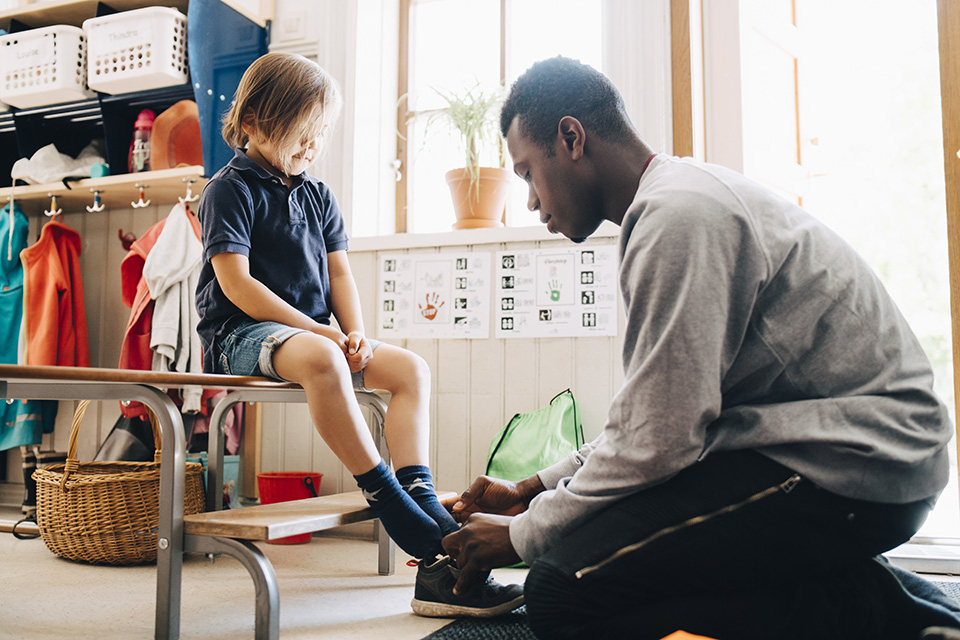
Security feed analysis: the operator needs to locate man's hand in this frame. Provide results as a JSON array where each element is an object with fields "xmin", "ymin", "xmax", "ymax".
[
  {"xmin": 442, "ymin": 513, "xmax": 520, "ymax": 595},
  {"xmin": 452, "ymin": 474, "xmax": 546, "ymax": 523}
]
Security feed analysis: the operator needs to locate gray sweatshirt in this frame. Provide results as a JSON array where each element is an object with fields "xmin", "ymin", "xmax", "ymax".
[{"xmin": 509, "ymin": 155, "xmax": 952, "ymax": 563}]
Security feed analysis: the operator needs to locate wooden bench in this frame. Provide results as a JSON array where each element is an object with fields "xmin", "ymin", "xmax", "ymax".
[
  {"xmin": 0, "ymin": 364, "xmax": 440, "ymax": 640},
  {"xmin": 182, "ymin": 490, "xmax": 459, "ymax": 640}
]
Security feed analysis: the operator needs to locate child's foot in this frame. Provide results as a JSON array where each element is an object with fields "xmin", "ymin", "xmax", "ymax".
[{"xmin": 411, "ymin": 554, "xmax": 524, "ymax": 618}]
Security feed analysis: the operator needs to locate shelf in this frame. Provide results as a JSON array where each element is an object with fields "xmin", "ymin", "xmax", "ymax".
[
  {"xmin": 0, "ymin": 1, "xmax": 267, "ymax": 195},
  {"xmin": 0, "ymin": 0, "xmax": 189, "ymax": 30},
  {"xmin": 1, "ymin": 165, "xmax": 206, "ymax": 215},
  {"xmin": 0, "ymin": 0, "xmax": 273, "ymax": 30}
]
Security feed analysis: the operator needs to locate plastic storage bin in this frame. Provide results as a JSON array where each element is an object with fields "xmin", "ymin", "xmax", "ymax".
[
  {"xmin": 83, "ymin": 7, "xmax": 188, "ymax": 95},
  {"xmin": 187, "ymin": 451, "xmax": 241, "ymax": 510},
  {"xmin": 0, "ymin": 25, "xmax": 95, "ymax": 108}
]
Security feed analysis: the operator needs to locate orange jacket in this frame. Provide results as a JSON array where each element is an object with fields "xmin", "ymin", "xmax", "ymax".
[{"xmin": 19, "ymin": 220, "xmax": 89, "ymax": 367}]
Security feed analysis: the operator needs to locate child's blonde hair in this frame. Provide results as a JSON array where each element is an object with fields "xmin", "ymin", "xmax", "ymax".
[{"xmin": 222, "ymin": 52, "xmax": 342, "ymax": 174}]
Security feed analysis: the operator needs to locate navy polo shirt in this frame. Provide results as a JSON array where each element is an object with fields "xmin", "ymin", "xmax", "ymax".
[{"xmin": 195, "ymin": 148, "xmax": 349, "ymax": 372}]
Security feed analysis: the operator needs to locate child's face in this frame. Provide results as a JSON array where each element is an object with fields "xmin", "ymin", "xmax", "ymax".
[
  {"xmin": 253, "ymin": 131, "xmax": 323, "ymax": 177},
  {"xmin": 242, "ymin": 110, "xmax": 326, "ymax": 177}
]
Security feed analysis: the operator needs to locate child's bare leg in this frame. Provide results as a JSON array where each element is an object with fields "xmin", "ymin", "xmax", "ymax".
[
  {"xmin": 361, "ymin": 344, "xmax": 431, "ymax": 468},
  {"xmin": 363, "ymin": 345, "xmax": 458, "ymax": 536},
  {"xmin": 272, "ymin": 332, "xmax": 380, "ymax": 474},
  {"xmin": 272, "ymin": 332, "xmax": 443, "ymax": 558}
]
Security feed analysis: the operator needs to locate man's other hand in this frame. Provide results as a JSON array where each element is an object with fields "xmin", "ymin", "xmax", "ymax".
[{"xmin": 442, "ymin": 513, "xmax": 520, "ymax": 595}]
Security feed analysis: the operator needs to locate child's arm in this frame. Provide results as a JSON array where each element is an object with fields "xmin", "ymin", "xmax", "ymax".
[
  {"xmin": 328, "ymin": 250, "xmax": 372, "ymax": 372},
  {"xmin": 211, "ymin": 252, "xmax": 348, "ymax": 349}
]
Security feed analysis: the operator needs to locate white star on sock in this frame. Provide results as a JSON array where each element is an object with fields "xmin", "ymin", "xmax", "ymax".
[{"xmin": 406, "ymin": 478, "xmax": 432, "ymax": 492}]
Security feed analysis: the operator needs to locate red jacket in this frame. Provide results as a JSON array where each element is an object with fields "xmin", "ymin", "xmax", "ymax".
[
  {"xmin": 118, "ymin": 218, "xmax": 167, "ymax": 373},
  {"xmin": 20, "ymin": 220, "xmax": 90, "ymax": 366}
]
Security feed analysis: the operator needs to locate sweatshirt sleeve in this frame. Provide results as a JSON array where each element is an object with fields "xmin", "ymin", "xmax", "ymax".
[
  {"xmin": 535, "ymin": 433, "xmax": 606, "ymax": 490},
  {"xmin": 509, "ymin": 172, "xmax": 770, "ymax": 563}
]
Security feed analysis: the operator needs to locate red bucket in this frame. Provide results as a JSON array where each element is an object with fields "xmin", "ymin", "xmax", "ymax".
[{"xmin": 256, "ymin": 471, "xmax": 323, "ymax": 544}]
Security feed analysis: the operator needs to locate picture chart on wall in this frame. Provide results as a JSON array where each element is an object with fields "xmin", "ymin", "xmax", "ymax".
[
  {"xmin": 494, "ymin": 246, "xmax": 618, "ymax": 338},
  {"xmin": 375, "ymin": 245, "xmax": 618, "ymax": 340},
  {"xmin": 377, "ymin": 253, "xmax": 492, "ymax": 339}
]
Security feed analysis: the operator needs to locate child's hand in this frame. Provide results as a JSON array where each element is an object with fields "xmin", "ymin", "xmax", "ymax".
[
  {"xmin": 311, "ymin": 324, "xmax": 349, "ymax": 353},
  {"xmin": 345, "ymin": 331, "xmax": 373, "ymax": 372}
]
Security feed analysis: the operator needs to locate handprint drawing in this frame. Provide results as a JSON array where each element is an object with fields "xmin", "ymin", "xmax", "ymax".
[
  {"xmin": 546, "ymin": 279, "xmax": 562, "ymax": 302},
  {"xmin": 418, "ymin": 292, "xmax": 445, "ymax": 320}
]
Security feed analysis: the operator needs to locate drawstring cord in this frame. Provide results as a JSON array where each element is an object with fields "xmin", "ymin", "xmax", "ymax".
[{"xmin": 6, "ymin": 187, "xmax": 14, "ymax": 261}]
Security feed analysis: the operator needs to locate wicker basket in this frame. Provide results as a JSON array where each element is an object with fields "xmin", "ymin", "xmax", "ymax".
[{"xmin": 32, "ymin": 400, "xmax": 205, "ymax": 565}]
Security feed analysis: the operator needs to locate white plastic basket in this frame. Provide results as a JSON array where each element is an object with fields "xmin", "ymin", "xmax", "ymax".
[
  {"xmin": 0, "ymin": 25, "xmax": 95, "ymax": 109},
  {"xmin": 83, "ymin": 7, "xmax": 188, "ymax": 95}
]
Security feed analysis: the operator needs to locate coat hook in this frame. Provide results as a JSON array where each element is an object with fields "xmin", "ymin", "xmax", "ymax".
[
  {"xmin": 179, "ymin": 178, "xmax": 199, "ymax": 205},
  {"xmin": 43, "ymin": 193, "xmax": 62, "ymax": 217},
  {"xmin": 131, "ymin": 183, "xmax": 150, "ymax": 208},
  {"xmin": 118, "ymin": 228, "xmax": 137, "ymax": 251},
  {"xmin": 86, "ymin": 189, "xmax": 105, "ymax": 213}
]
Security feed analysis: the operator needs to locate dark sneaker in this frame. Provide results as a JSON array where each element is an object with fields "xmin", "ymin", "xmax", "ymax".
[{"xmin": 411, "ymin": 554, "xmax": 524, "ymax": 618}]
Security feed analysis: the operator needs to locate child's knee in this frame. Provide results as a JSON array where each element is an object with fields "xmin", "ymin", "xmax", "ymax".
[
  {"xmin": 391, "ymin": 350, "xmax": 430, "ymax": 394},
  {"xmin": 277, "ymin": 333, "xmax": 347, "ymax": 379},
  {"xmin": 405, "ymin": 351, "xmax": 431, "ymax": 385}
]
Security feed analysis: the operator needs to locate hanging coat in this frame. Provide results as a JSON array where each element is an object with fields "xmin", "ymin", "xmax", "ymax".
[
  {"xmin": 0, "ymin": 204, "xmax": 56, "ymax": 451},
  {"xmin": 19, "ymin": 218, "xmax": 90, "ymax": 367},
  {"xmin": 118, "ymin": 206, "xmax": 223, "ymax": 421},
  {"xmin": 144, "ymin": 202, "xmax": 204, "ymax": 412},
  {"xmin": 118, "ymin": 218, "xmax": 167, "ymax": 377}
]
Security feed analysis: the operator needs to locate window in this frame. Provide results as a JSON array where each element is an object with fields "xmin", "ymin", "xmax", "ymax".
[
  {"xmin": 730, "ymin": 0, "xmax": 957, "ymax": 535},
  {"xmin": 397, "ymin": 0, "xmax": 602, "ymax": 234}
]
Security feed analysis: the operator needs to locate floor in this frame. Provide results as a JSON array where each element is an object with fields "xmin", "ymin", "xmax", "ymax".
[{"xmin": 0, "ymin": 506, "xmax": 529, "ymax": 640}]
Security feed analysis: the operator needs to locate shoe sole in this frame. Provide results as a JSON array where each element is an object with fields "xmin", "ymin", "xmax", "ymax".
[{"xmin": 410, "ymin": 594, "xmax": 525, "ymax": 618}]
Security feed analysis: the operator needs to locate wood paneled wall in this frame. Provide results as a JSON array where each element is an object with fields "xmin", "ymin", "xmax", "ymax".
[{"xmin": 4, "ymin": 201, "xmax": 180, "ymax": 482}]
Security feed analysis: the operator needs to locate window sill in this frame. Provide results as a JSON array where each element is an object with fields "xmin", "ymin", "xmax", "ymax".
[{"xmin": 349, "ymin": 220, "xmax": 621, "ymax": 252}]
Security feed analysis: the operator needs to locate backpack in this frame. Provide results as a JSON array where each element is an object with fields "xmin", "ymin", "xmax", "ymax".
[{"xmin": 485, "ymin": 389, "xmax": 585, "ymax": 481}]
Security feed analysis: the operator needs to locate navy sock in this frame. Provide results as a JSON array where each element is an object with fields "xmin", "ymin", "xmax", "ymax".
[
  {"xmin": 396, "ymin": 464, "xmax": 459, "ymax": 537},
  {"xmin": 354, "ymin": 460, "xmax": 442, "ymax": 559}
]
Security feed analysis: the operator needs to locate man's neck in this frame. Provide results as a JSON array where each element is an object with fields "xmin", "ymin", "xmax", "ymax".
[{"xmin": 592, "ymin": 137, "xmax": 656, "ymax": 227}]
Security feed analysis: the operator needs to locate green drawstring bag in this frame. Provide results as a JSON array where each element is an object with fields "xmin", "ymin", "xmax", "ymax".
[{"xmin": 485, "ymin": 389, "xmax": 585, "ymax": 482}]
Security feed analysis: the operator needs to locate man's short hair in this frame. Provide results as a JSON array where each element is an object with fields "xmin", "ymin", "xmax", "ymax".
[{"xmin": 500, "ymin": 56, "xmax": 633, "ymax": 154}]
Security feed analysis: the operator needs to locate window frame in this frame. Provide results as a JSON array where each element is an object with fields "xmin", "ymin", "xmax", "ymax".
[{"xmin": 396, "ymin": 0, "xmax": 508, "ymax": 234}]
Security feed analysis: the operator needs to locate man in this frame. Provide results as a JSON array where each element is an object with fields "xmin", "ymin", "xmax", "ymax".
[{"xmin": 442, "ymin": 56, "xmax": 960, "ymax": 639}]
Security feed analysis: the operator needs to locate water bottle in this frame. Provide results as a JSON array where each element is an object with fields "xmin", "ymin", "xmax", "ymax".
[{"xmin": 128, "ymin": 109, "xmax": 155, "ymax": 173}]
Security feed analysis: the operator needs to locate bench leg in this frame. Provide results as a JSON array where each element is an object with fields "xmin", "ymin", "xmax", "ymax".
[
  {"xmin": 355, "ymin": 391, "xmax": 396, "ymax": 576},
  {"xmin": 186, "ymin": 535, "xmax": 280, "ymax": 640},
  {"xmin": 207, "ymin": 389, "xmax": 396, "ymax": 580}
]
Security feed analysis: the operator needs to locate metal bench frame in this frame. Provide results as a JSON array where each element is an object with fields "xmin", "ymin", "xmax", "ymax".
[{"xmin": 0, "ymin": 365, "xmax": 393, "ymax": 640}]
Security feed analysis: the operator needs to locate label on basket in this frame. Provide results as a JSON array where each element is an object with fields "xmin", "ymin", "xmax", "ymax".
[{"xmin": 14, "ymin": 35, "xmax": 53, "ymax": 63}]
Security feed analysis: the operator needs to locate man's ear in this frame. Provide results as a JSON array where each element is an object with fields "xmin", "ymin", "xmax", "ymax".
[{"xmin": 558, "ymin": 116, "xmax": 585, "ymax": 160}]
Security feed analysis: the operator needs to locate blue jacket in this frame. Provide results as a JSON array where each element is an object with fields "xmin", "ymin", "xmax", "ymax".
[{"xmin": 0, "ymin": 203, "xmax": 56, "ymax": 451}]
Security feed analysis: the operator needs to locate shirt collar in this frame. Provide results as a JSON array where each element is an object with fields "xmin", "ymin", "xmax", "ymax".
[{"xmin": 227, "ymin": 148, "xmax": 306, "ymax": 187}]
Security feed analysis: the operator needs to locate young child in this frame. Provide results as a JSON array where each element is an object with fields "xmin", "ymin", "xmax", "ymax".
[{"xmin": 194, "ymin": 52, "xmax": 523, "ymax": 618}]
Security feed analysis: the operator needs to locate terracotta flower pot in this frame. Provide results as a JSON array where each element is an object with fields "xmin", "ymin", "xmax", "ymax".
[{"xmin": 445, "ymin": 166, "xmax": 511, "ymax": 229}]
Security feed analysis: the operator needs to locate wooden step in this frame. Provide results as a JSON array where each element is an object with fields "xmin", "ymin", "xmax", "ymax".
[{"xmin": 184, "ymin": 490, "xmax": 460, "ymax": 542}]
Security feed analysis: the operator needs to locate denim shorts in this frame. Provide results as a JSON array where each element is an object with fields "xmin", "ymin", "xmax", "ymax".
[{"xmin": 215, "ymin": 318, "xmax": 381, "ymax": 390}]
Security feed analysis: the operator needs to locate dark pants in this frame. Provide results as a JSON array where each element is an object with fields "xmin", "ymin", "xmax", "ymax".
[{"xmin": 524, "ymin": 450, "xmax": 941, "ymax": 640}]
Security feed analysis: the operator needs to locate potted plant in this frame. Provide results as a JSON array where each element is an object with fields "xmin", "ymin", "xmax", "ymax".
[{"xmin": 423, "ymin": 83, "xmax": 512, "ymax": 229}]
